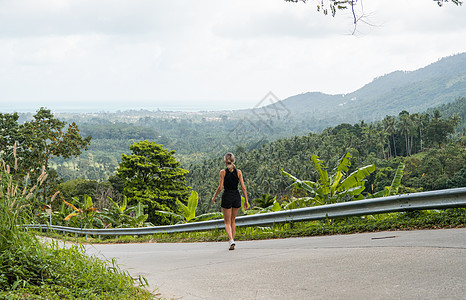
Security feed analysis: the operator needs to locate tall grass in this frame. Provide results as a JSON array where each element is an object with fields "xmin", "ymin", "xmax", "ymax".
[
  {"xmin": 0, "ymin": 147, "xmax": 155, "ymax": 299},
  {"xmin": 0, "ymin": 151, "xmax": 41, "ymax": 254}
]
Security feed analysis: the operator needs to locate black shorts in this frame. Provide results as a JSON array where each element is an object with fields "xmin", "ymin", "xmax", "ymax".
[{"xmin": 221, "ymin": 190, "xmax": 241, "ymax": 209}]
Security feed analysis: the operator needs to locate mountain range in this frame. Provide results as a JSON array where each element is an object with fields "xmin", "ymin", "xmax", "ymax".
[{"xmin": 270, "ymin": 52, "xmax": 466, "ymax": 125}]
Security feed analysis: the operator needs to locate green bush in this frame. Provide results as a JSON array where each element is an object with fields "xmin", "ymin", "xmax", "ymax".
[{"xmin": 0, "ymin": 157, "xmax": 154, "ymax": 299}]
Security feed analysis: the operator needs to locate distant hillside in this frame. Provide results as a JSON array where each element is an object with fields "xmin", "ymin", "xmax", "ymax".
[
  {"xmin": 273, "ymin": 53, "xmax": 466, "ymax": 127},
  {"xmin": 427, "ymin": 97, "xmax": 466, "ymax": 132}
]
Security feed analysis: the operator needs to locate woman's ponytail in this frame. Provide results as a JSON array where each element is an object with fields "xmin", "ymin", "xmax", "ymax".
[{"xmin": 224, "ymin": 152, "xmax": 236, "ymax": 172}]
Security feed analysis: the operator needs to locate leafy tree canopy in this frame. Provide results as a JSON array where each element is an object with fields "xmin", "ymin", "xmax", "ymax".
[
  {"xmin": 0, "ymin": 108, "xmax": 92, "ymax": 175},
  {"xmin": 116, "ymin": 140, "xmax": 190, "ymax": 225},
  {"xmin": 285, "ymin": 0, "xmax": 462, "ymax": 17},
  {"xmin": 285, "ymin": 0, "xmax": 462, "ymax": 32}
]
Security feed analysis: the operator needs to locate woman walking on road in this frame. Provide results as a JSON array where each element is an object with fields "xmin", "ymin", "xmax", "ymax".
[{"xmin": 212, "ymin": 152, "xmax": 249, "ymax": 250}]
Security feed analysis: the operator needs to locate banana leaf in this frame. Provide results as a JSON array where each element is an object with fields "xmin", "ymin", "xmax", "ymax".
[
  {"xmin": 191, "ymin": 212, "xmax": 223, "ymax": 222},
  {"xmin": 155, "ymin": 210, "xmax": 183, "ymax": 222},
  {"xmin": 84, "ymin": 195, "xmax": 93, "ymax": 210},
  {"xmin": 331, "ymin": 152, "xmax": 352, "ymax": 192},
  {"xmin": 135, "ymin": 202, "xmax": 147, "ymax": 218},
  {"xmin": 281, "ymin": 169, "xmax": 317, "ymax": 195},
  {"xmin": 337, "ymin": 165, "xmax": 375, "ymax": 192},
  {"xmin": 310, "ymin": 155, "xmax": 329, "ymax": 185},
  {"xmin": 310, "ymin": 155, "xmax": 330, "ymax": 193},
  {"xmin": 120, "ymin": 196, "xmax": 127, "ymax": 212},
  {"xmin": 368, "ymin": 162, "xmax": 405, "ymax": 198},
  {"xmin": 64, "ymin": 212, "xmax": 78, "ymax": 221},
  {"xmin": 64, "ymin": 200, "xmax": 80, "ymax": 212},
  {"xmin": 257, "ymin": 201, "xmax": 282, "ymax": 213},
  {"xmin": 343, "ymin": 185, "xmax": 366, "ymax": 196},
  {"xmin": 283, "ymin": 197, "xmax": 319, "ymax": 209},
  {"xmin": 244, "ymin": 209, "xmax": 261, "ymax": 215},
  {"xmin": 187, "ymin": 191, "xmax": 198, "ymax": 221},
  {"xmin": 388, "ymin": 163, "xmax": 405, "ymax": 195}
]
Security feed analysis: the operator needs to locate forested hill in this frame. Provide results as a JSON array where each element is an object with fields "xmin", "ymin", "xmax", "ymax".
[
  {"xmin": 271, "ymin": 53, "xmax": 466, "ymax": 125},
  {"xmin": 187, "ymin": 98, "xmax": 466, "ymax": 214}
]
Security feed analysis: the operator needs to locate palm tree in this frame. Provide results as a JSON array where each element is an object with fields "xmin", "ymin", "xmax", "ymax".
[
  {"xmin": 397, "ymin": 111, "xmax": 413, "ymax": 156},
  {"xmin": 411, "ymin": 113, "xmax": 426, "ymax": 153},
  {"xmin": 383, "ymin": 115, "xmax": 396, "ymax": 158},
  {"xmin": 376, "ymin": 123, "xmax": 388, "ymax": 159},
  {"xmin": 450, "ymin": 113, "xmax": 461, "ymax": 134},
  {"xmin": 362, "ymin": 123, "xmax": 377, "ymax": 156}
]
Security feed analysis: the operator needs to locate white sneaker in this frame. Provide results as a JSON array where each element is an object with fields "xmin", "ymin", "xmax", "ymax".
[{"xmin": 229, "ymin": 240, "xmax": 235, "ymax": 250}]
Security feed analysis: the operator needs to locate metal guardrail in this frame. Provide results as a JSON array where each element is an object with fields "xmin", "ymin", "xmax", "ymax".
[{"xmin": 24, "ymin": 187, "xmax": 466, "ymax": 237}]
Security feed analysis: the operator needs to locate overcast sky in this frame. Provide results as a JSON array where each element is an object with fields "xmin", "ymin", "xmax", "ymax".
[{"xmin": 1, "ymin": 0, "xmax": 465, "ymax": 112}]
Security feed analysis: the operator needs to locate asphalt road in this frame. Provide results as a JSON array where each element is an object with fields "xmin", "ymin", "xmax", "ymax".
[{"xmin": 84, "ymin": 228, "xmax": 466, "ymax": 300}]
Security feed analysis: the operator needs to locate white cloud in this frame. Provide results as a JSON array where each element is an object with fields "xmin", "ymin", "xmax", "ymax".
[{"xmin": 0, "ymin": 0, "xmax": 465, "ymax": 111}]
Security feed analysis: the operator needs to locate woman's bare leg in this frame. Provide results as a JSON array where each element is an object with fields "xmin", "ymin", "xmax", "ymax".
[
  {"xmin": 222, "ymin": 208, "xmax": 234, "ymax": 241},
  {"xmin": 230, "ymin": 207, "xmax": 240, "ymax": 240}
]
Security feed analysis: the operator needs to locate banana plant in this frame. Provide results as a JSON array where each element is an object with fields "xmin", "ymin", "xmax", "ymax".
[
  {"xmin": 63, "ymin": 195, "xmax": 102, "ymax": 228},
  {"xmin": 157, "ymin": 191, "xmax": 223, "ymax": 224},
  {"xmin": 364, "ymin": 162, "xmax": 406, "ymax": 221},
  {"xmin": 368, "ymin": 162, "xmax": 405, "ymax": 198},
  {"xmin": 243, "ymin": 196, "xmax": 282, "ymax": 215},
  {"xmin": 99, "ymin": 197, "xmax": 152, "ymax": 228},
  {"xmin": 282, "ymin": 152, "xmax": 375, "ymax": 205},
  {"xmin": 282, "ymin": 197, "xmax": 317, "ymax": 210},
  {"xmin": 131, "ymin": 201, "xmax": 153, "ymax": 228},
  {"xmin": 254, "ymin": 194, "xmax": 276, "ymax": 209}
]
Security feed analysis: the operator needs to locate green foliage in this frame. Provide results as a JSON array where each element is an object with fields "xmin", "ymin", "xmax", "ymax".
[
  {"xmin": 253, "ymin": 194, "xmax": 276, "ymax": 208},
  {"xmin": 402, "ymin": 144, "xmax": 466, "ymax": 191},
  {"xmin": 98, "ymin": 197, "xmax": 152, "ymax": 228},
  {"xmin": 4, "ymin": 98, "xmax": 464, "ymax": 219},
  {"xmin": 424, "ymin": 110, "xmax": 458, "ymax": 147},
  {"xmin": 447, "ymin": 167, "xmax": 466, "ymax": 188},
  {"xmin": 369, "ymin": 162, "xmax": 405, "ymax": 198},
  {"xmin": 0, "ymin": 113, "xmax": 21, "ymax": 165},
  {"xmin": 117, "ymin": 140, "xmax": 190, "ymax": 225},
  {"xmin": 63, "ymin": 195, "xmax": 103, "ymax": 229},
  {"xmin": 0, "ymin": 165, "xmax": 42, "ymax": 252},
  {"xmin": 285, "ymin": 0, "xmax": 462, "ymax": 19},
  {"xmin": 157, "ymin": 191, "xmax": 222, "ymax": 224},
  {"xmin": 19, "ymin": 108, "xmax": 91, "ymax": 172},
  {"xmin": 0, "ymin": 151, "xmax": 153, "ymax": 299},
  {"xmin": 188, "ymin": 102, "xmax": 464, "ymax": 213},
  {"xmin": 282, "ymin": 152, "xmax": 375, "ymax": 205},
  {"xmin": 0, "ymin": 108, "xmax": 91, "ymax": 207},
  {"xmin": 0, "ymin": 239, "xmax": 153, "ymax": 300}
]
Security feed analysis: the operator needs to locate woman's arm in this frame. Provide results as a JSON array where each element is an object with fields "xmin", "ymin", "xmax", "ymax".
[
  {"xmin": 211, "ymin": 169, "xmax": 225, "ymax": 203},
  {"xmin": 237, "ymin": 169, "xmax": 249, "ymax": 209}
]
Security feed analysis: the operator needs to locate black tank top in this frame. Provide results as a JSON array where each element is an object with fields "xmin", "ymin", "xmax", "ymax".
[{"xmin": 223, "ymin": 168, "xmax": 239, "ymax": 191}]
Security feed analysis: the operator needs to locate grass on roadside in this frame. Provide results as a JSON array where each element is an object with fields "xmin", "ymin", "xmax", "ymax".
[
  {"xmin": 0, "ymin": 155, "xmax": 157, "ymax": 300},
  {"xmin": 0, "ymin": 233, "xmax": 155, "ymax": 300}
]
